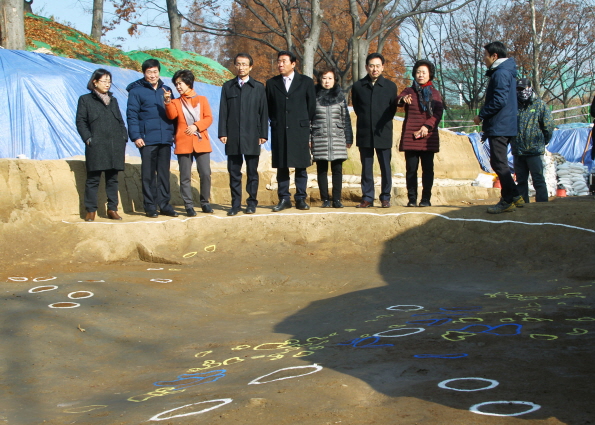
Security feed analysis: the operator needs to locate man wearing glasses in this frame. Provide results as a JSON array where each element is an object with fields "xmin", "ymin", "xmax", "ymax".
[
  {"xmin": 351, "ymin": 53, "xmax": 397, "ymax": 208},
  {"xmin": 126, "ymin": 59, "xmax": 178, "ymax": 218},
  {"xmin": 218, "ymin": 53, "xmax": 268, "ymax": 216}
]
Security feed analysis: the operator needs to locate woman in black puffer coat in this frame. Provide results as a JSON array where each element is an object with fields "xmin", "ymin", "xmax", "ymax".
[
  {"xmin": 311, "ymin": 67, "xmax": 353, "ymax": 208},
  {"xmin": 76, "ymin": 68, "xmax": 128, "ymax": 221}
]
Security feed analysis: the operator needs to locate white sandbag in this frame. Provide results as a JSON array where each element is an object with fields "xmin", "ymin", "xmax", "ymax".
[{"xmin": 473, "ymin": 173, "xmax": 495, "ymax": 188}]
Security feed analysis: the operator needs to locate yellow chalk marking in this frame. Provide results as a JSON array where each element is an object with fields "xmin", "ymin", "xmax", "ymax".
[
  {"xmin": 530, "ymin": 334, "xmax": 558, "ymax": 341},
  {"xmin": 204, "ymin": 245, "xmax": 216, "ymax": 252},
  {"xmin": 64, "ymin": 405, "xmax": 107, "ymax": 414},
  {"xmin": 183, "ymin": 251, "xmax": 197, "ymax": 258},
  {"xmin": 567, "ymin": 328, "xmax": 588, "ymax": 335}
]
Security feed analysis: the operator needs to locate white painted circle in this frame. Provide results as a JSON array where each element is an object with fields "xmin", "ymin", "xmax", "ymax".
[
  {"xmin": 28, "ymin": 285, "xmax": 58, "ymax": 293},
  {"xmin": 469, "ymin": 401, "xmax": 541, "ymax": 417},
  {"xmin": 150, "ymin": 279, "xmax": 172, "ymax": 283},
  {"xmin": 48, "ymin": 302, "xmax": 80, "ymax": 309},
  {"xmin": 386, "ymin": 305, "xmax": 423, "ymax": 311},
  {"xmin": 33, "ymin": 276, "xmax": 57, "ymax": 282},
  {"xmin": 149, "ymin": 398, "xmax": 233, "ymax": 421},
  {"xmin": 68, "ymin": 291, "xmax": 94, "ymax": 299},
  {"xmin": 373, "ymin": 327, "xmax": 425, "ymax": 338},
  {"xmin": 248, "ymin": 364, "xmax": 323, "ymax": 385},
  {"xmin": 8, "ymin": 277, "xmax": 28, "ymax": 281},
  {"xmin": 438, "ymin": 377, "xmax": 499, "ymax": 392}
]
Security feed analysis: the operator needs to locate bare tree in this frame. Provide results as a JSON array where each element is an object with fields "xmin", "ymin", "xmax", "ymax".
[
  {"xmin": 91, "ymin": 0, "xmax": 104, "ymax": 41},
  {"xmin": 0, "ymin": 0, "xmax": 26, "ymax": 50}
]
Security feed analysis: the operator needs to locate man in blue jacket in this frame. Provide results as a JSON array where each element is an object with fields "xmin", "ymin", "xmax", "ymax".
[
  {"xmin": 474, "ymin": 42, "xmax": 523, "ymax": 214},
  {"xmin": 127, "ymin": 59, "xmax": 178, "ymax": 218}
]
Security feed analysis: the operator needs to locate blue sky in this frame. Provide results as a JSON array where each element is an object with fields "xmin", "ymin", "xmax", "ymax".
[{"xmin": 36, "ymin": 0, "xmax": 170, "ymax": 51}]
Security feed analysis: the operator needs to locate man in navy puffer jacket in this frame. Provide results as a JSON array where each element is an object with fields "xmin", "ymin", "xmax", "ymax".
[
  {"xmin": 474, "ymin": 42, "xmax": 523, "ymax": 214},
  {"xmin": 127, "ymin": 58, "xmax": 177, "ymax": 218}
]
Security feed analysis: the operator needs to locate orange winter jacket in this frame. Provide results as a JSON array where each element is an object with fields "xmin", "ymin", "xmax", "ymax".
[{"xmin": 165, "ymin": 89, "xmax": 213, "ymax": 155}]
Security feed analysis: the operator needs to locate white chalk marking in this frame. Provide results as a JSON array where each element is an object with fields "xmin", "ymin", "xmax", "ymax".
[
  {"xmin": 61, "ymin": 211, "xmax": 595, "ymax": 235},
  {"xmin": 63, "ymin": 405, "xmax": 107, "ymax": 414},
  {"xmin": 248, "ymin": 364, "xmax": 323, "ymax": 385},
  {"xmin": 48, "ymin": 302, "xmax": 80, "ymax": 309},
  {"xmin": 68, "ymin": 291, "xmax": 94, "ymax": 299},
  {"xmin": 8, "ymin": 277, "xmax": 28, "ymax": 281},
  {"xmin": 469, "ymin": 401, "xmax": 541, "ymax": 417},
  {"xmin": 33, "ymin": 276, "xmax": 57, "ymax": 282},
  {"xmin": 147, "ymin": 268, "xmax": 164, "ymax": 270},
  {"xmin": 77, "ymin": 280, "xmax": 105, "ymax": 282},
  {"xmin": 28, "ymin": 285, "xmax": 58, "ymax": 293},
  {"xmin": 149, "ymin": 399, "xmax": 233, "ymax": 421},
  {"xmin": 386, "ymin": 305, "xmax": 424, "ymax": 311},
  {"xmin": 150, "ymin": 279, "xmax": 172, "ymax": 283},
  {"xmin": 438, "ymin": 377, "xmax": 499, "ymax": 392},
  {"xmin": 373, "ymin": 328, "xmax": 425, "ymax": 338}
]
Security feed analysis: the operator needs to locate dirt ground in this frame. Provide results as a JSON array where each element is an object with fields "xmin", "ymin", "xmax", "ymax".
[{"xmin": 1, "ymin": 182, "xmax": 595, "ymax": 424}]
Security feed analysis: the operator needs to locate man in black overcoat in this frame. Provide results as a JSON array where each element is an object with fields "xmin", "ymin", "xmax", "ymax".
[
  {"xmin": 266, "ymin": 50, "xmax": 316, "ymax": 211},
  {"xmin": 351, "ymin": 52, "xmax": 397, "ymax": 208},
  {"xmin": 219, "ymin": 53, "xmax": 268, "ymax": 216}
]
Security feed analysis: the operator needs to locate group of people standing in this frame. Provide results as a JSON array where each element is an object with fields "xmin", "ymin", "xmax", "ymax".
[{"xmin": 75, "ymin": 40, "xmax": 550, "ymax": 221}]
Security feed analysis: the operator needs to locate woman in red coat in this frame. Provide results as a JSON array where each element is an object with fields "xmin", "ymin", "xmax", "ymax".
[
  {"xmin": 398, "ymin": 59, "xmax": 444, "ymax": 207},
  {"xmin": 165, "ymin": 70, "xmax": 214, "ymax": 215}
]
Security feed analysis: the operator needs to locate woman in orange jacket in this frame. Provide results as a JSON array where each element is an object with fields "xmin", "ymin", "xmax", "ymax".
[{"xmin": 165, "ymin": 69, "xmax": 214, "ymax": 215}]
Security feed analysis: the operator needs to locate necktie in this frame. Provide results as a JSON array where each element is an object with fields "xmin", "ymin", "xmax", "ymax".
[
  {"xmin": 239, "ymin": 80, "xmax": 244, "ymax": 88},
  {"xmin": 284, "ymin": 77, "xmax": 291, "ymax": 91}
]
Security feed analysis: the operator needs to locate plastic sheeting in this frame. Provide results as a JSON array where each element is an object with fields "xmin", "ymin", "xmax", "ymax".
[
  {"xmin": 0, "ymin": 49, "xmax": 270, "ymax": 162},
  {"xmin": 464, "ymin": 128, "xmax": 593, "ymax": 173}
]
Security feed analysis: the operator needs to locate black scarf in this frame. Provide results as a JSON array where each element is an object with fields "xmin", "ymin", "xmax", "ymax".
[
  {"xmin": 412, "ymin": 80, "xmax": 433, "ymax": 116},
  {"xmin": 315, "ymin": 83, "xmax": 345, "ymax": 106}
]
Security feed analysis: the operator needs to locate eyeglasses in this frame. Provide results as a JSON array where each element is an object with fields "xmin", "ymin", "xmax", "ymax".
[{"xmin": 97, "ymin": 79, "xmax": 111, "ymax": 84}]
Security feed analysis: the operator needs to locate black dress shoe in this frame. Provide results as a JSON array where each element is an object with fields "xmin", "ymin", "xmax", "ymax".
[
  {"xmin": 201, "ymin": 204, "xmax": 213, "ymax": 213},
  {"xmin": 321, "ymin": 200, "xmax": 331, "ymax": 208},
  {"xmin": 296, "ymin": 199, "xmax": 310, "ymax": 210},
  {"xmin": 272, "ymin": 199, "xmax": 291, "ymax": 212},
  {"xmin": 160, "ymin": 209, "xmax": 179, "ymax": 217},
  {"xmin": 245, "ymin": 205, "xmax": 256, "ymax": 214},
  {"xmin": 186, "ymin": 208, "xmax": 197, "ymax": 217},
  {"xmin": 227, "ymin": 209, "xmax": 239, "ymax": 216},
  {"xmin": 406, "ymin": 201, "xmax": 417, "ymax": 207},
  {"xmin": 332, "ymin": 200, "xmax": 344, "ymax": 208},
  {"xmin": 356, "ymin": 200, "xmax": 373, "ymax": 208},
  {"xmin": 419, "ymin": 199, "xmax": 431, "ymax": 207},
  {"xmin": 145, "ymin": 211, "xmax": 159, "ymax": 218}
]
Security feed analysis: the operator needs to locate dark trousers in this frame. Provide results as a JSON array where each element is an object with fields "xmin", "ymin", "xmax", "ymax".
[
  {"xmin": 228, "ymin": 154, "xmax": 259, "ymax": 209},
  {"xmin": 316, "ymin": 160, "xmax": 343, "ymax": 201},
  {"xmin": 277, "ymin": 167, "xmax": 307, "ymax": 202},
  {"xmin": 84, "ymin": 169, "xmax": 119, "ymax": 212},
  {"xmin": 140, "ymin": 144, "xmax": 173, "ymax": 213},
  {"xmin": 405, "ymin": 151, "xmax": 435, "ymax": 202},
  {"xmin": 359, "ymin": 147, "xmax": 392, "ymax": 202},
  {"xmin": 514, "ymin": 154, "xmax": 548, "ymax": 203},
  {"xmin": 489, "ymin": 136, "xmax": 519, "ymax": 203},
  {"xmin": 178, "ymin": 152, "xmax": 211, "ymax": 208}
]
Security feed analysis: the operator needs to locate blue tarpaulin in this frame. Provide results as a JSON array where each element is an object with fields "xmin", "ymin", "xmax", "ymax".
[
  {"xmin": 0, "ymin": 49, "xmax": 270, "ymax": 162},
  {"xmin": 463, "ymin": 127, "xmax": 593, "ymax": 173}
]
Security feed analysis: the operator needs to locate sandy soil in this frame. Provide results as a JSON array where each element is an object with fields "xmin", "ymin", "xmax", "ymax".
[{"xmin": 1, "ymin": 123, "xmax": 594, "ymax": 424}]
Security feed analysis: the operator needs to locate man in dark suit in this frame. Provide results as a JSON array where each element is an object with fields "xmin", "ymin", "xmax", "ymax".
[
  {"xmin": 266, "ymin": 50, "xmax": 316, "ymax": 211},
  {"xmin": 351, "ymin": 53, "xmax": 397, "ymax": 208},
  {"xmin": 218, "ymin": 53, "xmax": 268, "ymax": 216}
]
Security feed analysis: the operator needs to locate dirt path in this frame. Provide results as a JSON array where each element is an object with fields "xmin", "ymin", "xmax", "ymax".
[{"xmin": 1, "ymin": 198, "xmax": 594, "ymax": 424}]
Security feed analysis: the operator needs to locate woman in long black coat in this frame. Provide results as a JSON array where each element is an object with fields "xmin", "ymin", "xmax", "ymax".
[{"xmin": 75, "ymin": 68, "xmax": 128, "ymax": 221}]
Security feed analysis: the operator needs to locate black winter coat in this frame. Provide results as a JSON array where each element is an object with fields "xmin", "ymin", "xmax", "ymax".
[
  {"xmin": 266, "ymin": 72, "xmax": 316, "ymax": 168},
  {"xmin": 351, "ymin": 74, "xmax": 397, "ymax": 149},
  {"xmin": 479, "ymin": 58, "xmax": 518, "ymax": 137},
  {"xmin": 218, "ymin": 77, "xmax": 268, "ymax": 156},
  {"xmin": 75, "ymin": 92, "xmax": 128, "ymax": 172}
]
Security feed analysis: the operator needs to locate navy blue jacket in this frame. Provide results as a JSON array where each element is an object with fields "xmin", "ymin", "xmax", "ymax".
[
  {"xmin": 126, "ymin": 78, "xmax": 175, "ymax": 146},
  {"xmin": 479, "ymin": 58, "xmax": 518, "ymax": 137}
]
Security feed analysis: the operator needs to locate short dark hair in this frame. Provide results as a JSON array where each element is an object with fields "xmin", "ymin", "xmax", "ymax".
[
  {"xmin": 316, "ymin": 66, "xmax": 338, "ymax": 83},
  {"xmin": 484, "ymin": 41, "xmax": 507, "ymax": 59},
  {"xmin": 142, "ymin": 58, "xmax": 161, "ymax": 73},
  {"xmin": 277, "ymin": 50, "xmax": 296, "ymax": 63},
  {"xmin": 172, "ymin": 69, "xmax": 195, "ymax": 87},
  {"xmin": 366, "ymin": 52, "xmax": 385, "ymax": 66},
  {"xmin": 412, "ymin": 59, "xmax": 435, "ymax": 81},
  {"xmin": 234, "ymin": 53, "xmax": 253, "ymax": 66},
  {"xmin": 87, "ymin": 68, "xmax": 112, "ymax": 91}
]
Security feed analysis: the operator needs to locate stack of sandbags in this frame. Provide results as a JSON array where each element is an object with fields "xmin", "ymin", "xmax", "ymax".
[
  {"xmin": 556, "ymin": 161, "xmax": 590, "ymax": 196},
  {"xmin": 528, "ymin": 152, "xmax": 557, "ymax": 197}
]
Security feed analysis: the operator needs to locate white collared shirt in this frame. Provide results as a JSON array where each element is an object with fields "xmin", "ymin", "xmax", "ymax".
[
  {"xmin": 283, "ymin": 72, "xmax": 295, "ymax": 91},
  {"xmin": 238, "ymin": 76, "xmax": 249, "ymax": 87}
]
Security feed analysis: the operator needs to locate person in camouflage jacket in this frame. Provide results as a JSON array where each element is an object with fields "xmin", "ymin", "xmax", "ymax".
[{"xmin": 512, "ymin": 78, "xmax": 555, "ymax": 203}]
